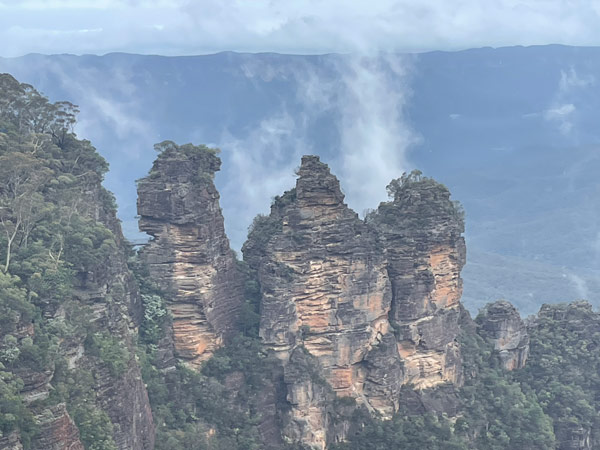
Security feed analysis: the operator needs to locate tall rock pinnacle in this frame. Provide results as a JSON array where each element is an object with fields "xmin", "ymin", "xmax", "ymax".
[
  {"xmin": 244, "ymin": 156, "xmax": 402, "ymax": 447},
  {"xmin": 369, "ymin": 171, "xmax": 466, "ymax": 389},
  {"xmin": 137, "ymin": 142, "xmax": 244, "ymax": 367}
]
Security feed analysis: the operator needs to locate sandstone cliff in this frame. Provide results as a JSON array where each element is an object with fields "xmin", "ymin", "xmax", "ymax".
[
  {"xmin": 369, "ymin": 171, "xmax": 466, "ymax": 390},
  {"xmin": 0, "ymin": 182, "xmax": 155, "ymax": 450},
  {"xmin": 243, "ymin": 156, "xmax": 402, "ymax": 448},
  {"xmin": 31, "ymin": 404, "xmax": 84, "ymax": 450},
  {"xmin": 476, "ymin": 300, "xmax": 529, "ymax": 370},
  {"xmin": 137, "ymin": 142, "xmax": 244, "ymax": 366},
  {"xmin": 243, "ymin": 158, "xmax": 467, "ymax": 448}
]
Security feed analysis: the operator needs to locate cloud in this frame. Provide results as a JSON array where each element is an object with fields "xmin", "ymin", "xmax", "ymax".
[
  {"xmin": 331, "ymin": 54, "xmax": 418, "ymax": 216},
  {"xmin": 544, "ymin": 103, "xmax": 576, "ymax": 135},
  {"xmin": 218, "ymin": 112, "xmax": 307, "ymax": 253},
  {"xmin": 559, "ymin": 67, "xmax": 595, "ymax": 92},
  {"xmin": 3, "ymin": 0, "xmax": 600, "ymax": 56},
  {"xmin": 564, "ymin": 272, "xmax": 590, "ymax": 299},
  {"xmin": 543, "ymin": 67, "xmax": 596, "ymax": 136},
  {"xmin": 218, "ymin": 53, "xmax": 417, "ymax": 251},
  {"xmin": 0, "ymin": 56, "xmax": 158, "ymax": 239}
]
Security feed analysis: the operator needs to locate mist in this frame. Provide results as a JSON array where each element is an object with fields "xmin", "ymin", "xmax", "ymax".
[{"xmin": 219, "ymin": 53, "xmax": 418, "ymax": 251}]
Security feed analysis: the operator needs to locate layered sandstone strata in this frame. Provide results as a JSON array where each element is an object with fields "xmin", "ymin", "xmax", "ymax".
[
  {"xmin": 476, "ymin": 300, "xmax": 529, "ymax": 370},
  {"xmin": 243, "ymin": 156, "xmax": 403, "ymax": 447},
  {"xmin": 32, "ymin": 404, "xmax": 84, "ymax": 450},
  {"xmin": 243, "ymin": 160, "xmax": 468, "ymax": 448},
  {"xmin": 369, "ymin": 171, "xmax": 466, "ymax": 389},
  {"xmin": 137, "ymin": 143, "xmax": 244, "ymax": 366}
]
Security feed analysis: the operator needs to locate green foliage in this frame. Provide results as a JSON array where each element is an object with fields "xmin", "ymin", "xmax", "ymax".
[
  {"xmin": 235, "ymin": 261, "xmax": 261, "ymax": 337},
  {"xmin": 71, "ymin": 405, "xmax": 117, "ymax": 450},
  {"xmin": 153, "ymin": 140, "xmax": 220, "ymax": 157},
  {"xmin": 245, "ymin": 214, "xmax": 282, "ymax": 254},
  {"xmin": 141, "ymin": 348, "xmax": 279, "ymax": 450},
  {"xmin": 50, "ymin": 360, "xmax": 119, "ymax": 450},
  {"xmin": 202, "ymin": 334, "xmax": 278, "ymax": 388},
  {"xmin": 457, "ymin": 321, "xmax": 555, "ymax": 449},
  {"xmin": 243, "ymin": 188, "xmax": 296, "ymax": 259},
  {"xmin": 85, "ymin": 333, "xmax": 130, "ymax": 377},
  {"xmin": 0, "ymin": 74, "xmax": 125, "ymax": 449},
  {"xmin": 0, "ymin": 366, "xmax": 36, "ymax": 445},
  {"xmin": 129, "ymin": 253, "xmax": 170, "ymax": 348},
  {"xmin": 141, "ymin": 293, "xmax": 168, "ymax": 345},
  {"xmin": 0, "ymin": 272, "xmax": 33, "ymax": 332},
  {"xmin": 514, "ymin": 302, "xmax": 600, "ymax": 443},
  {"xmin": 376, "ymin": 169, "xmax": 464, "ymax": 228},
  {"xmin": 332, "ymin": 407, "xmax": 466, "ymax": 450},
  {"xmin": 149, "ymin": 141, "xmax": 221, "ymax": 186}
]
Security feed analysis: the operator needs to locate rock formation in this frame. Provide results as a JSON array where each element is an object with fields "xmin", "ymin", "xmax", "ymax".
[
  {"xmin": 0, "ymin": 183, "xmax": 155, "ymax": 450},
  {"xmin": 369, "ymin": 171, "xmax": 466, "ymax": 390},
  {"xmin": 244, "ymin": 156, "xmax": 403, "ymax": 448},
  {"xmin": 73, "ymin": 184, "xmax": 156, "ymax": 450},
  {"xmin": 243, "ymin": 158, "xmax": 467, "ymax": 448},
  {"xmin": 476, "ymin": 300, "xmax": 529, "ymax": 370},
  {"xmin": 137, "ymin": 143, "xmax": 244, "ymax": 366},
  {"xmin": 31, "ymin": 404, "xmax": 84, "ymax": 450}
]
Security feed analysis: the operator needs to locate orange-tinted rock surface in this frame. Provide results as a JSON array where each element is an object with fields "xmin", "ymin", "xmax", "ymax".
[
  {"xmin": 243, "ymin": 162, "xmax": 468, "ymax": 448},
  {"xmin": 137, "ymin": 144, "xmax": 244, "ymax": 366},
  {"xmin": 243, "ymin": 156, "xmax": 403, "ymax": 448},
  {"xmin": 370, "ymin": 172, "xmax": 466, "ymax": 389}
]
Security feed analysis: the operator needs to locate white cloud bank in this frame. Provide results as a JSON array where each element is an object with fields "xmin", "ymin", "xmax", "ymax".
[{"xmin": 2, "ymin": 0, "xmax": 600, "ymax": 57}]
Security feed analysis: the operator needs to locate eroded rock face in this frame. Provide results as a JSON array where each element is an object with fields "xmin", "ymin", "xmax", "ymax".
[
  {"xmin": 476, "ymin": 300, "xmax": 529, "ymax": 370},
  {"xmin": 32, "ymin": 404, "xmax": 84, "ymax": 450},
  {"xmin": 282, "ymin": 348, "xmax": 337, "ymax": 450},
  {"xmin": 79, "ymin": 185, "xmax": 156, "ymax": 450},
  {"xmin": 243, "ymin": 160, "xmax": 468, "ymax": 448},
  {"xmin": 244, "ymin": 156, "xmax": 401, "ymax": 447},
  {"xmin": 0, "ymin": 433, "xmax": 23, "ymax": 450},
  {"xmin": 137, "ymin": 145, "xmax": 244, "ymax": 366},
  {"xmin": 243, "ymin": 157, "xmax": 406, "ymax": 447},
  {"xmin": 0, "ymin": 182, "xmax": 155, "ymax": 450},
  {"xmin": 369, "ymin": 173, "xmax": 466, "ymax": 390}
]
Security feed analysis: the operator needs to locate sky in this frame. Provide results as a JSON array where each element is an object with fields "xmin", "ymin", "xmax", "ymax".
[{"xmin": 3, "ymin": 0, "xmax": 600, "ymax": 57}]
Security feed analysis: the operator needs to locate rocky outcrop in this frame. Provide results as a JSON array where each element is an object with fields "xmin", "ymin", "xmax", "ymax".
[
  {"xmin": 281, "ymin": 348, "xmax": 337, "ymax": 449},
  {"xmin": 0, "ymin": 433, "xmax": 23, "ymax": 450},
  {"xmin": 31, "ymin": 404, "xmax": 84, "ymax": 450},
  {"xmin": 137, "ymin": 143, "xmax": 244, "ymax": 366},
  {"xmin": 369, "ymin": 171, "xmax": 466, "ymax": 390},
  {"xmin": 244, "ymin": 156, "xmax": 402, "ymax": 448},
  {"xmin": 476, "ymin": 300, "xmax": 529, "ymax": 370}
]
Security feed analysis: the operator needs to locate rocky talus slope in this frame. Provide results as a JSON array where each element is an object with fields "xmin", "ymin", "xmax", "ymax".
[
  {"xmin": 137, "ymin": 143, "xmax": 244, "ymax": 367},
  {"xmin": 243, "ymin": 158, "xmax": 467, "ymax": 448}
]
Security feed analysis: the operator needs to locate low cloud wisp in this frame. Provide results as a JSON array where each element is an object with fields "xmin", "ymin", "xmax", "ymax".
[{"xmin": 219, "ymin": 53, "xmax": 418, "ymax": 251}]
